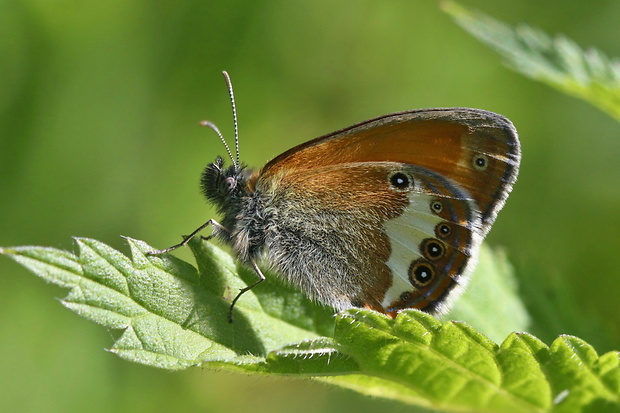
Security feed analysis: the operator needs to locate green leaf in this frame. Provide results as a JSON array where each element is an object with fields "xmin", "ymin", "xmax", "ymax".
[
  {"xmin": 2, "ymin": 238, "xmax": 619, "ymax": 412},
  {"xmin": 1, "ymin": 238, "xmax": 333, "ymax": 371},
  {"xmin": 442, "ymin": 1, "xmax": 620, "ymax": 120}
]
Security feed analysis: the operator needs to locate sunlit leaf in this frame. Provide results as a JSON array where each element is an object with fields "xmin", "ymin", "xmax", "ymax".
[{"xmin": 2, "ymin": 238, "xmax": 618, "ymax": 412}]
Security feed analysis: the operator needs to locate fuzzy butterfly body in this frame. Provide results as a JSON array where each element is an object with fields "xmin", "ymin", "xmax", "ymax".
[
  {"xmin": 201, "ymin": 107, "xmax": 519, "ymax": 317},
  {"xmin": 152, "ymin": 74, "xmax": 520, "ymax": 320}
]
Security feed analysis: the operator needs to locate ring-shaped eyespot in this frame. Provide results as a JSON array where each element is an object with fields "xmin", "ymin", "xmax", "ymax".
[
  {"xmin": 435, "ymin": 222, "xmax": 452, "ymax": 239},
  {"xmin": 473, "ymin": 154, "xmax": 489, "ymax": 171},
  {"xmin": 389, "ymin": 172, "xmax": 412, "ymax": 190},
  {"xmin": 421, "ymin": 238, "xmax": 446, "ymax": 261},
  {"xmin": 399, "ymin": 291, "xmax": 413, "ymax": 303},
  {"xmin": 408, "ymin": 259, "xmax": 435, "ymax": 289},
  {"xmin": 430, "ymin": 200, "xmax": 443, "ymax": 214}
]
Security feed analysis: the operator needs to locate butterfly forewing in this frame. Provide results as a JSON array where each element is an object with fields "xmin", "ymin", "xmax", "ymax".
[{"xmin": 261, "ymin": 108, "xmax": 520, "ymax": 232}]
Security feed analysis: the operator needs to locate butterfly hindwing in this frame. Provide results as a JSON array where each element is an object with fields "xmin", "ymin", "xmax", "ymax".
[
  {"xmin": 256, "ymin": 160, "xmax": 481, "ymax": 315},
  {"xmin": 381, "ymin": 166, "xmax": 482, "ymax": 315}
]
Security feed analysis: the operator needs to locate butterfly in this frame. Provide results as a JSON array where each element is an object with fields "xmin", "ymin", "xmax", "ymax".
[{"xmin": 150, "ymin": 71, "xmax": 521, "ymax": 322}]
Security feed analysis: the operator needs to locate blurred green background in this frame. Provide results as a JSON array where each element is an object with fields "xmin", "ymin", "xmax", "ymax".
[{"xmin": 1, "ymin": 1, "xmax": 618, "ymax": 412}]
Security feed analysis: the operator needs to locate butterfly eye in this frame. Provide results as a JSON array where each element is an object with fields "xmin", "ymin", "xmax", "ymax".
[
  {"xmin": 472, "ymin": 154, "xmax": 489, "ymax": 171},
  {"xmin": 408, "ymin": 259, "xmax": 435, "ymax": 288},
  {"xmin": 224, "ymin": 177, "xmax": 237, "ymax": 192},
  {"xmin": 389, "ymin": 172, "xmax": 411, "ymax": 190}
]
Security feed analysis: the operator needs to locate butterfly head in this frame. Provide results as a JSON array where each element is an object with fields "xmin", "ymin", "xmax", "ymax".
[{"xmin": 201, "ymin": 156, "xmax": 250, "ymax": 211}]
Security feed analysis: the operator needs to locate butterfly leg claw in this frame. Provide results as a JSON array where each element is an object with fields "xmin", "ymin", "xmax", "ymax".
[{"xmin": 146, "ymin": 219, "xmax": 228, "ymax": 255}]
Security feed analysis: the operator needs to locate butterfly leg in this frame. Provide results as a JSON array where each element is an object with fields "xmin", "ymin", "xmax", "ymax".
[
  {"xmin": 228, "ymin": 258, "xmax": 265, "ymax": 323},
  {"xmin": 147, "ymin": 219, "xmax": 228, "ymax": 255}
]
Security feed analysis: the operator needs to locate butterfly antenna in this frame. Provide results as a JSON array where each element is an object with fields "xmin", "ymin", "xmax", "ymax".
[
  {"xmin": 199, "ymin": 120, "xmax": 236, "ymax": 167},
  {"xmin": 222, "ymin": 71, "xmax": 240, "ymax": 167}
]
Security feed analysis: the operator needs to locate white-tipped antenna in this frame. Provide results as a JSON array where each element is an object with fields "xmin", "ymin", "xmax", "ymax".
[
  {"xmin": 221, "ymin": 71, "xmax": 240, "ymax": 167},
  {"xmin": 199, "ymin": 120, "xmax": 235, "ymax": 167},
  {"xmin": 198, "ymin": 71, "xmax": 241, "ymax": 168}
]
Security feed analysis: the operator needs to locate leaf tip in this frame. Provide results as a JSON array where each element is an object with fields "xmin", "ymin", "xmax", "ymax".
[
  {"xmin": 120, "ymin": 236, "xmax": 159, "ymax": 261},
  {"xmin": 119, "ymin": 235, "xmax": 143, "ymax": 246},
  {"xmin": 71, "ymin": 236, "xmax": 95, "ymax": 251}
]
